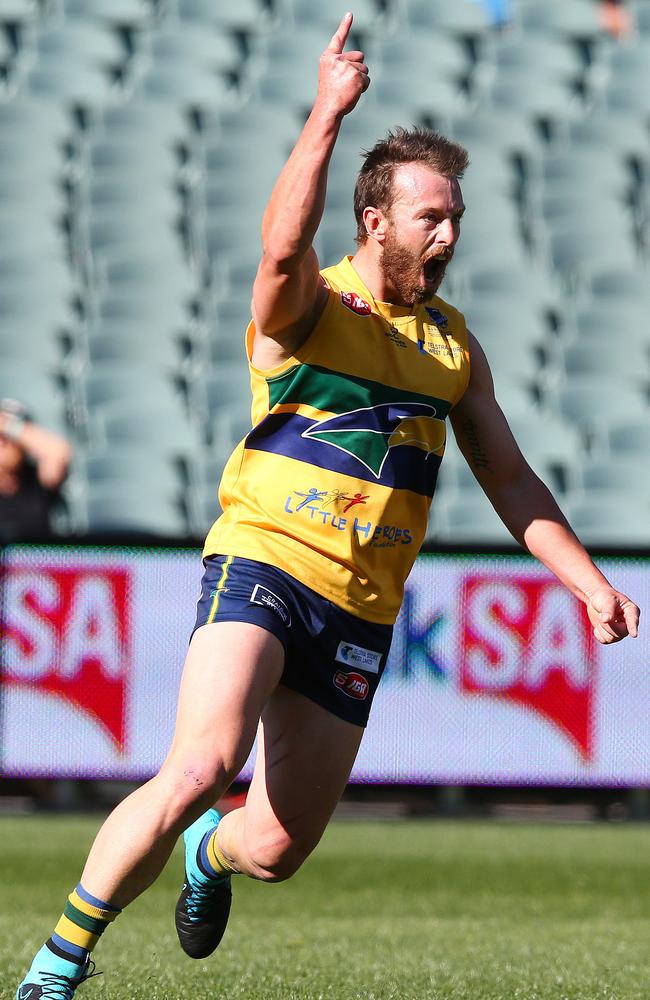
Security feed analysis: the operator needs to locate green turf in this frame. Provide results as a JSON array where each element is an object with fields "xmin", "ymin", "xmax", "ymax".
[{"xmin": 2, "ymin": 815, "xmax": 650, "ymax": 999}]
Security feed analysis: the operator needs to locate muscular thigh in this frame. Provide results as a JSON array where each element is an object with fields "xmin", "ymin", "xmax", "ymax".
[
  {"xmin": 244, "ymin": 685, "xmax": 364, "ymax": 856},
  {"xmin": 163, "ymin": 621, "xmax": 284, "ymax": 783}
]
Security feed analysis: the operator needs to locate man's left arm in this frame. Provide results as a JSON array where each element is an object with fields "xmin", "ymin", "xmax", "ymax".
[
  {"xmin": 449, "ymin": 332, "xmax": 640, "ymax": 645},
  {"xmin": 0, "ymin": 411, "xmax": 72, "ymax": 490}
]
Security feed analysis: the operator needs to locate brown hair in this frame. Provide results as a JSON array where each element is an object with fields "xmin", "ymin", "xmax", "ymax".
[{"xmin": 353, "ymin": 126, "xmax": 469, "ymax": 245}]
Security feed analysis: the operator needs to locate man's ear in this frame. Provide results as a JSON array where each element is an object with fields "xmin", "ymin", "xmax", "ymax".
[{"xmin": 362, "ymin": 206, "xmax": 389, "ymax": 245}]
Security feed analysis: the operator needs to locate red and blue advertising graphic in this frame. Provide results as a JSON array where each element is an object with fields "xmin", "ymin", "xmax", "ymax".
[
  {"xmin": 3, "ymin": 564, "xmax": 131, "ymax": 751},
  {"xmin": 1, "ymin": 546, "xmax": 649, "ymax": 785},
  {"xmin": 460, "ymin": 574, "xmax": 597, "ymax": 760},
  {"xmin": 1, "ymin": 547, "xmax": 193, "ymax": 779}
]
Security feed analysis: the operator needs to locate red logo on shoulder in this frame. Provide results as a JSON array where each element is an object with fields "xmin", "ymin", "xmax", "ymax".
[
  {"xmin": 333, "ymin": 669, "xmax": 369, "ymax": 700},
  {"xmin": 340, "ymin": 290, "xmax": 372, "ymax": 316}
]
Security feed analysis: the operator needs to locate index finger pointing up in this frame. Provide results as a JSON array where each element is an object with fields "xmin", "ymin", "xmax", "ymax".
[{"xmin": 328, "ymin": 11, "xmax": 353, "ymax": 53}]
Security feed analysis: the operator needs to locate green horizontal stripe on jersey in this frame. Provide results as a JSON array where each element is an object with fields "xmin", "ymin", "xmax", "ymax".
[{"xmin": 266, "ymin": 363, "xmax": 452, "ymax": 418}]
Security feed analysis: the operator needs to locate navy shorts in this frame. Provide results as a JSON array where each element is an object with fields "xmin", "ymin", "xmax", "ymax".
[{"xmin": 192, "ymin": 554, "xmax": 393, "ymax": 727}]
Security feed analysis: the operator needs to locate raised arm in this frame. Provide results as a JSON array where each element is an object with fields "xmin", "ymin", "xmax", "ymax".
[
  {"xmin": 450, "ymin": 332, "xmax": 640, "ymax": 644},
  {"xmin": 251, "ymin": 12, "xmax": 369, "ymax": 368},
  {"xmin": 0, "ymin": 410, "xmax": 72, "ymax": 490}
]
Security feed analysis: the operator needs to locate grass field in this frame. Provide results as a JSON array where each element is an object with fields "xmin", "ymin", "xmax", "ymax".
[{"xmin": 2, "ymin": 815, "xmax": 650, "ymax": 999}]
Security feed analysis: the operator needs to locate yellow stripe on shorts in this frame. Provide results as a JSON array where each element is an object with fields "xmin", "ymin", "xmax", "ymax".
[{"xmin": 207, "ymin": 555, "xmax": 234, "ymax": 624}]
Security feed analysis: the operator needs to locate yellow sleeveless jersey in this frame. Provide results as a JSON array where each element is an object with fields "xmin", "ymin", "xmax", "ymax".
[{"xmin": 203, "ymin": 255, "xmax": 470, "ymax": 624}]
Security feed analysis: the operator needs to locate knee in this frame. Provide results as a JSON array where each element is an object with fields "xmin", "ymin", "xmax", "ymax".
[
  {"xmin": 157, "ymin": 758, "xmax": 237, "ymax": 822},
  {"xmin": 246, "ymin": 832, "xmax": 312, "ymax": 883}
]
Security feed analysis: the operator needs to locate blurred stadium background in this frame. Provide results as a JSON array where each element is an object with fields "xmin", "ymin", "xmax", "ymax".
[
  {"xmin": 3, "ymin": 4, "xmax": 650, "ymax": 995},
  {"xmin": 0, "ymin": 0, "xmax": 649, "ymax": 544}
]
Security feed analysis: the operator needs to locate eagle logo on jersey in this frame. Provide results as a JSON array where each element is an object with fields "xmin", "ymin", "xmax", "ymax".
[{"xmin": 302, "ymin": 402, "xmax": 446, "ymax": 480}]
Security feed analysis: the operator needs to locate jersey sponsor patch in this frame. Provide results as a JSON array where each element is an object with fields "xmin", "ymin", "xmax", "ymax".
[
  {"xmin": 425, "ymin": 306, "xmax": 449, "ymax": 328},
  {"xmin": 250, "ymin": 584, "xmax": 291, "ymax": 626},
  {"xmin": 336, "ymin": 640, "xmax": 382, "ymax": 674},
  {"xmin": 333, "ymin": 669, "xmax": 369, "ymax": 700},
  {"xmin": 340, "ymin": 290, "xmax": 372, "ymax": 316}
]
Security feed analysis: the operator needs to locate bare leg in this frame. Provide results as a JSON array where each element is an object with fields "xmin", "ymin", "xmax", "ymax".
[
  {"xmin": 80, "ymin": 622, "xmax": 284, "ymax": 907},
  {"xmin": 216, "ymin": 685, "xmax": 364, "ymax": 882}
]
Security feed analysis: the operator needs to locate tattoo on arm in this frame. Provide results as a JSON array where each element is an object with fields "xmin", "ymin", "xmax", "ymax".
[{"xmin": 461, "ymin": 418, "xmax": 493, "ymax": 473}]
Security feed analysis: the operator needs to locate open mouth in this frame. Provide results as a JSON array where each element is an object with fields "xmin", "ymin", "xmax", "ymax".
[{"xmin": 422, "ymin": 254, "xmax": 450, "ymax": 285}]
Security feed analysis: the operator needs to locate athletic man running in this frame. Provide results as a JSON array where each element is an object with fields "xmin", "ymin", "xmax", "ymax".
[{"xmin": 17, "ymin": 13, "xmax": 640, "ymax": 997}]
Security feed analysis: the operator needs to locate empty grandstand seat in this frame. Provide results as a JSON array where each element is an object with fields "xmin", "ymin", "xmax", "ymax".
[
  {"xmin": 75, "ymin": 447, "xmax": 182, "ymax": 494},
  {"xmin": 86, "ymin": 136, "xmax": 178, "ymax": 180},
  {"xmin": 632, "ymin": 0, "xmax": 650, "ymax": 36},
  {"xmin": 368, "ymin": 72, "xmax": 466, "ymax": 119},
  {"xmin": 374, "ymin": 29, "xmax": 469, "ymax": 81},
  {"xmin": 507, "ymin": 413, "xmax": 583, "ymax": 480},
  {"xmin": 23, "ymin": 62, "xmax": 119, "ymax": 102},
  {"xmin": 577, "ymin": 455, "xmax": 650, "ymax": 500},
  {"xmin": 140, "ymin": 66, "xmax": 240, "ymax": 107},
  {"xmin": 484, "ymin": 34, "xmax": 583, "ymax": 82},
  {"xmin": 435, "ymin": 494, "xmax": 513, "ymax": 543},
  {"xmin": 559, "ymin": 342, "xmax": 647, "ymax": 381},
  {"xmin": 608, "ymin": 419, "xmax": 650, "ymax": 456},
  {"xmin": 83, "ymin": 322, "xmax": 184, "ymax": 371},
  {"xmin": 177, "ymin": 0, "xmax": 273, "ymax": 33},
  {"xmin": 189, "ymin": 481, "xmax": 224, "ymax": 536},
  {"xmin": 0, "ymin": 0, "xmax": 38, "ymax": 19},
  {"xmin": 84, "ymin": 488, "xmax": 189, "ymax": 537},
  {"xmin": 550, "ymin": 377, "xmax": 648, "ymax": 440},
  {"xmin": 61, "ymin": 0, "xmax": 155, "ymax": 24},
  {"xmin": 287, "ymin": 0, "xmax": 384, "ymax": 35},
  {"xmin": 448, "ymin": 109, "xmax": 541, "ymax": 159},
  {"xmin": 485, "ymin": 75, "xmax": 580, "ymax": 122},
  {"xmin": 604, "ymin": 82, "xmax": 650, "ymax": 116},
  {"xmin": 92, "ymin": 402, "xmax": 200, "ymax": 457},
  {"xmin": 0, "ymin": 322, "xmax": 63, "ymax": 370},
  {"xmin": 563, "ymin": 496, "xmax": 650, "ymax": 546},
  {"xmin": 100, "ymin": 101, "xmax": 185, "ymax": 140},
  {"xmin": 205, "ymin": 104, "xmax": 300, "ymax": 150},
  {"xmin": 588, "ymin": 267, "xmax": 650, "ymax": 301},
  {"xmin": 517, "ymin": 0, "xmax": 601, "ymax": 39},
  {"xmin": 34, "ymin": 24, "xmax": 126, "ymax": 65},
  {"xmin": 547, "ymin": 223, "xmax": 638, "ymax": 280},
  {"xmin": 0, "ymin": 97, "xmax": 71, "ymax": 139},
  {"xmin": 149, "ymin": 26, "xmax": 243, "ymax": 75},
  {"xmin": 566, "ymin": 112, "xmax": 650, "ymax": 159},
  {"xmin": 190, "ymin": 364, "xmax": 252, "ymax": 425},
  {"xmin": 460, "ymin": 263, "xmax": 559, "ymax": 312},
  {"xmin": 405, "ymin": 0, "xmax": 491, "ymax": 36}
]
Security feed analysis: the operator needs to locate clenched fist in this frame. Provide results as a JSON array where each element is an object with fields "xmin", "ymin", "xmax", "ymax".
[
  {"xmin": 585, "ymin": 585, "xmax": 640, "ymax": 644},
  {"xmin": 316, "ymin": 12, "xmax": 370, "ymax": 118}
]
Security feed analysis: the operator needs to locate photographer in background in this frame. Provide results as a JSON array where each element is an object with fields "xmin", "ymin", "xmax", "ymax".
[{"xmin": 0, "ymin": 398, "xmax": 72, "ymax": 542}]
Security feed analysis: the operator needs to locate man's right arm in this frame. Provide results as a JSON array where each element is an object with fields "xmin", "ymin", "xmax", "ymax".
[{"xmin": 251, "ymin": 12, "xmax": 369, "ymax": 369}]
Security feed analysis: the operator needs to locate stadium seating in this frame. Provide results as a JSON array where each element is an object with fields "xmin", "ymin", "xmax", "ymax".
[{"xmin": 0, "ymin": 0, "xmax": 647, "ymax": 546}]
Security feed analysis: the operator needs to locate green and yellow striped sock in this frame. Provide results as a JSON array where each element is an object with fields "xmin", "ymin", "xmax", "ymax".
[
  {"xmin": 46, "ymin": 882, "xmax": 122, "ymax": 967},
  {"xmin": 203, "ymin": 828, "xmax": 238, "ymax": 877}
]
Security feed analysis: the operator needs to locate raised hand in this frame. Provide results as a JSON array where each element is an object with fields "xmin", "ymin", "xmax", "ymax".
[
  {"xmin": 585, "ymin": 585, "xmax": 640, "ymax": 644},
  {"xmin": 316, "ymin": 12, "xmax": 370, "ymax": 117}
]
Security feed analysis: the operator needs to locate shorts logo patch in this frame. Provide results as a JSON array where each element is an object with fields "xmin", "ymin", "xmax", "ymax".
[
  {"xmin": 336, "ymin": 641, "xmax": 382, "ymax": 674},
  {"xmin": 333, "ymin": 670, "xmax": 369, "ymax": 700},
  {"xmin": 250, "ymin": 584, "xmax": 291, "ymax": 627}
]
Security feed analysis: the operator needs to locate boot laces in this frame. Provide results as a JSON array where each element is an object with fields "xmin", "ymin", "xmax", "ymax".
[
  {"xmin": 38, "ymin": 961, "xmax": 101, "ymax": 999},
  {"xmin": 186, "ymin": 875, "xmax": 228, "ymax": 922}
]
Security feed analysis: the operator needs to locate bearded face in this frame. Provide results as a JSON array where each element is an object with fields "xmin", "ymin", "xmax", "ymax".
[{"xmin": 380, "ymin": 220, "xmax": 452, "ymax": 306}]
